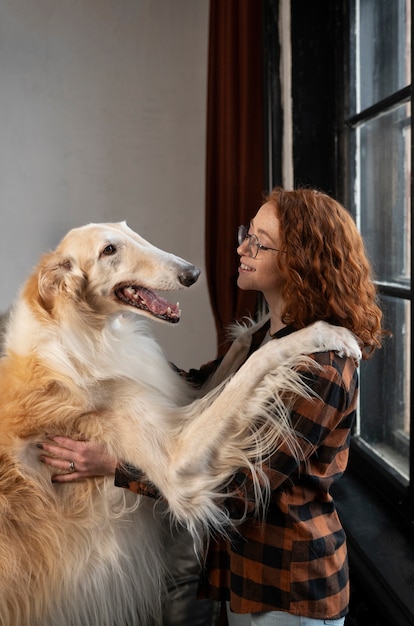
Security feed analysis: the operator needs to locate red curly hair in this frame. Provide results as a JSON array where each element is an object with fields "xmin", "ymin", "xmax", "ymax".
[{"xmin": 266, "ymin": 187, "xmax": 386, "ymax": 358}]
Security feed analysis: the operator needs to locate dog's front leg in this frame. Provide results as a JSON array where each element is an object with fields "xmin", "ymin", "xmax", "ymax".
[
  {"xmin": 161, "ymin": 322, "xmax": 361, "ymax": 534},
  {"xmin": 173, "ymin": 321, "xmax": 361, "ymax": 473}
]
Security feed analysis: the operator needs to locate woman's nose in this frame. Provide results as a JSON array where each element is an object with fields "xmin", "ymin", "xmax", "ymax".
[{"xmin": 237, "ymin": 240, "xmax": 250, "ymax": 257}]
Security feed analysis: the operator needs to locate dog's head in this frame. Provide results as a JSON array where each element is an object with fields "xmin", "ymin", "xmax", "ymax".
[{"xmin": 24, "ymin": 221, "xmax": 200, "ymax": 325}]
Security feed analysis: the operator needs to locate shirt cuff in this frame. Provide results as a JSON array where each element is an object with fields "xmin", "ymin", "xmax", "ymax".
[{"xmin": 114, "ymin": 463, "xmax": 161, "ymax": 500}]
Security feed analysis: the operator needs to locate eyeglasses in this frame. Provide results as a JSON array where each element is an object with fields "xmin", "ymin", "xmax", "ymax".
[{"xmin": 237, "ymin": 225, "xmax": 281, "ymax": 259}]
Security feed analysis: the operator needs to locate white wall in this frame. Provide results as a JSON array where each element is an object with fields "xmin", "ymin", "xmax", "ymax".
[{"xmin": 0, "ymin": 0, "xmax": 216, "ymax": 369}]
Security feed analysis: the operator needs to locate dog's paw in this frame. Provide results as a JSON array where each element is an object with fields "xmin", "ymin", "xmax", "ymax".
[
  {"xmin": 307, "ymin": 321, "xmax": 362, "ymax": 361},
  {"xmin": 248, "ymin": 322, "xmax": 362, "ymax": 374}
]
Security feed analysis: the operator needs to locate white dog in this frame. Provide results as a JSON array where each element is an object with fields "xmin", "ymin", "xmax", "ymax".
[{"xmin": 0, "ymin": 221, "xmax": 361, "ymax": 625}]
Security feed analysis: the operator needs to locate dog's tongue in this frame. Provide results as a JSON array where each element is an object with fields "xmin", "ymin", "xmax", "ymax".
[
  {"xmin": 138, "ymin": 288, "xmax": 178, "ymax": 316},
  {"xmin": 117, "ymin": 286, "xmax": 180, "ymax": 322}
]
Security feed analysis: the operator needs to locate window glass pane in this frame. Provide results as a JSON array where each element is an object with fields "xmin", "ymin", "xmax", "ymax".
[
  {"xmin": 357, "ymin": 101, "xmax": 411, "ymax": 285},
  {"xmin": 358, "ymin": 295, "xmax": 410, "ymax": 481},
  {"xmin": 356, "ymin": 0, "xmax": 410, "ymax": 112}
]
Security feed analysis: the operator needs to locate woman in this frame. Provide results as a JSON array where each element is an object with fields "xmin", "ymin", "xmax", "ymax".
[{"xmin": 39, "ymin": 187, "xmax": 385, "ymax": 625}]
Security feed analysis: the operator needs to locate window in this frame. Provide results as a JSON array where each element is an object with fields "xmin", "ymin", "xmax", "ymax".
[{"xmin": 347, "ymin": 0, "xmax": 412, "ymax": 499}]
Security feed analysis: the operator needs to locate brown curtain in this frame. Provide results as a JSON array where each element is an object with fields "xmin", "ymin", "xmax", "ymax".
[{"xmin": 206, "ymin": 0, "xmax": 265, "ymax": 356}]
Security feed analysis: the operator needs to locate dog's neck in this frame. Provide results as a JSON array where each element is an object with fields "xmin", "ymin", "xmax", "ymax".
[{"xmin": 4, "ymin": 303, "xmax": 191, "ymax": 406}]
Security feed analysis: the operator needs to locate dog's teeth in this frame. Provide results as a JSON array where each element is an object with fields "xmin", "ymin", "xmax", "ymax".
[{"xmin": 166, "ymin": 307, "xmax": 172, "ymax": 316}]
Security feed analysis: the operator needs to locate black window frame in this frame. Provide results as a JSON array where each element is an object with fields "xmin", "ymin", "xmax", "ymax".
[{"xmin": 343, "ymin": 0, "xmax": 413, "ymax": 524}]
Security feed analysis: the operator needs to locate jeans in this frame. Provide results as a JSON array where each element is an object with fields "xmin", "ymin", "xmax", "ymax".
[{"xmin": 226, "ymin": 604, "xmax": 345, "ymax": 626}]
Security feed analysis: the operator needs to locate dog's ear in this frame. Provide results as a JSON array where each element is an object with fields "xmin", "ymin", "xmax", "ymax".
[{"xmin": 33, "ymin": 252, "xmax": 87, "ymax": 313}]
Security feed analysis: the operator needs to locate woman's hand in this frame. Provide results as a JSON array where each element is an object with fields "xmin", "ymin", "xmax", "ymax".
[{"xmin": 38, "ymin": 436, "xmax": 118, "ymax": 482}]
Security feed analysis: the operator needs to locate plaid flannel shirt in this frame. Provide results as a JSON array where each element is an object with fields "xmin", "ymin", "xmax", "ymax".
[{"xmin": 115, "ymin": 324, "xmax": 358, "ymax": 619}]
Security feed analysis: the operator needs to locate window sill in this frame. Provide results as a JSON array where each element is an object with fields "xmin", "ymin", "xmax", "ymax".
[{"xmin": 332, "ymin": 469, "xmax": 414, "ymax": 626}]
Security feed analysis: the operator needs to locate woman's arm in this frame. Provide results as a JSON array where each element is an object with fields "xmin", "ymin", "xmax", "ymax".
[
  {"xmin": 39, "ymin": 437, "xmax": 162, "ymax": 498},
  {"xmin": 38, "ymin": 353, "xmax": 356, "ymax": 515}
]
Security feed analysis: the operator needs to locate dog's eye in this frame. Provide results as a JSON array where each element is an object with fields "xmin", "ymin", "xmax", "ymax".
[{"xmin": 102, "ymin": 244, "xmax": 117, "ymax": 256}]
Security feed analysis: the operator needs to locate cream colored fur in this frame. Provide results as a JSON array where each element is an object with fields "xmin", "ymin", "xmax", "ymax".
[{"xmin": 0, "ymin": 221, "xmax": 361, "ymax": 625}]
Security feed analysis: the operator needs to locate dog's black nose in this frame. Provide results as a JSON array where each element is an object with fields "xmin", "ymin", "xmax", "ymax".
[{"xmin": 179, "ymin": 265, "xmax": 201, "ymax": 287}]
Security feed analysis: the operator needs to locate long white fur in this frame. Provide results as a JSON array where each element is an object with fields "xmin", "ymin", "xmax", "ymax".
[{"xmin": 0, "ymin": 221, "xmax": 361, "ymax": 625}]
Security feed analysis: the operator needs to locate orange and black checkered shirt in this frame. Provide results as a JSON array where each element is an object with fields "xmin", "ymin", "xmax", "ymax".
[{"xmin": 115, "ymin": 324, "xmax": 358, "ymax": 620}]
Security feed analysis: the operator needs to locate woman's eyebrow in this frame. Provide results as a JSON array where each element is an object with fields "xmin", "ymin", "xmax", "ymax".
[{"xmin": 250, "ymin": 220, "xmax": 275, "ymax": 242}]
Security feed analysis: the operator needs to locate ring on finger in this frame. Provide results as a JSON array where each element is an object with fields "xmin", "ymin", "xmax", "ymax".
[{"xmin": 68, "ymin": 460, "xmax": 76, "ymax": 473}]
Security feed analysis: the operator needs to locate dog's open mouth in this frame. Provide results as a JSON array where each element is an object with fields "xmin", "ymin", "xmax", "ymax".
[{"xmin": 114, "ymin": 285, "xmax": 181, "ymax": 323}]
